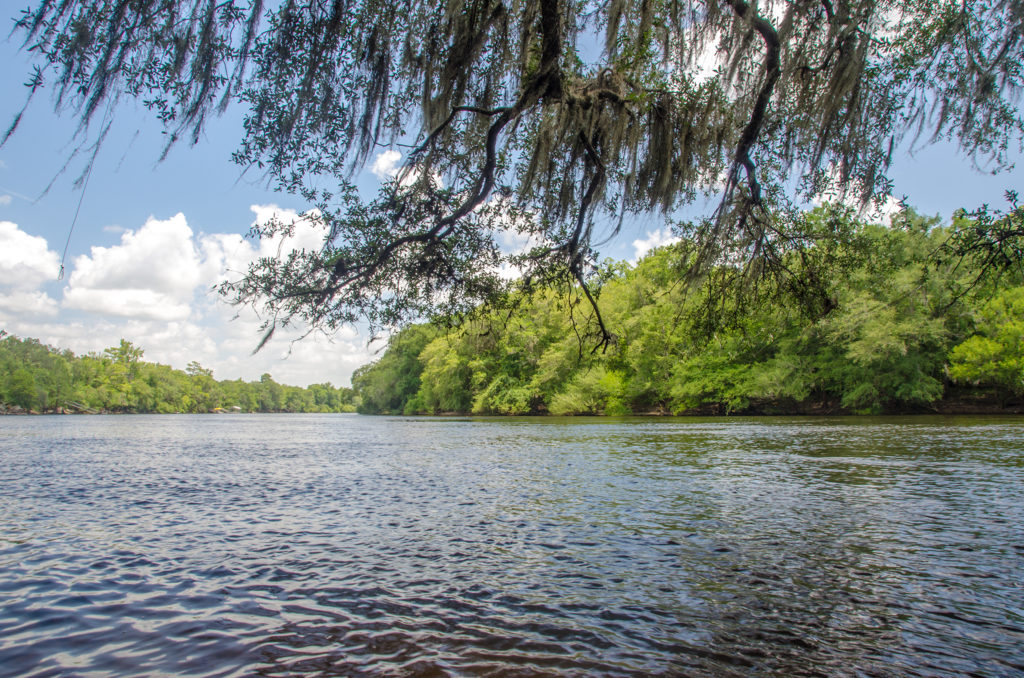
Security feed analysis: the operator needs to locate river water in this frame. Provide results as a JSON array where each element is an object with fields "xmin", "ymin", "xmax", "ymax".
[{"xmin": 1, "ymin": 414, "xmax": 1022, "ymax": 676}]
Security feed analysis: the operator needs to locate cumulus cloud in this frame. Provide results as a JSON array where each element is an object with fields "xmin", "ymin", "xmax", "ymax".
[
  {"xmin": 0, "ymin": 290, "xmax": 58, "ymax": 317},
  {"xmin": 865, "ymin": 194, "xmax": 906, "ymax": 224},
  {"xmin": 201, "ymin": 204, "xmax": 326, "ymax": 285},
  {"xmin": 63, "ymin": 213, "xmax": 202, "ymax": 320},
  {"xmin": 811, "ymin": 166, "xmax": 906, "ymax": 225},
  {"xmin": 810, "ymin": 192, "xmax": 906, "ymax": 225},
  {"xmin": 0, "ymin": 221, "xmax": 61, "ymax": 317},
  {"xmin": 370, "ymin": 150, "xmax": 446, "ymax": 191},
  {"xmin": 0, "ymin": 221, "xmax": 61, "ymax": 288},
  {"xmin": 0, "ymin": 209, "xmax": 372, "ymax": 387},
  {"xmin": 62, "ymin": 206, "xmax": 327, "ymax": 323},
  {"xmin": 632, "ymin": 228, "xmax": 680, "ymax": 262},
  {"xmin": 371, "ymin": 150, "xmax": 402, "ymax": 179}
]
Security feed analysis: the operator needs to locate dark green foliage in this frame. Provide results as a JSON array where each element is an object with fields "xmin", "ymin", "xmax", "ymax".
[
  {"xmin": 351, "ymin": 325, "xmax": 436, "ymax": 414},
  {"xmin": 354, "ymin": 206, "xmax": 1024, "ymax": 415},
  {"xmin": 942, "ymin": 193, "xmax": 1024, "ymax": 294},
  {"xmin": 0, "ymin": 335, "xmax": 356, "ymax": 414},
  {"xmin": 7, "ymin": 369, "xmax": 40, "ymax": 411}
]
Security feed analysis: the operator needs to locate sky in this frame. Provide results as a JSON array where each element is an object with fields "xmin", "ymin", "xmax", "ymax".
[{"xmin": 0, "ymin": 29, "xmax": 1020, "ymax": 387}]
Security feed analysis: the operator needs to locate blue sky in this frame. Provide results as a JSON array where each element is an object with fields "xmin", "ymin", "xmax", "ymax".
[{"xmin": 0, "ymin": 30, "xmax": 1020, "ymax": 387}]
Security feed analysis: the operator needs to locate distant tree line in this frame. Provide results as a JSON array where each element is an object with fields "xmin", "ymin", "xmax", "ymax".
[
  {"xmin": 353, "ymin": 206, "xmax": 1024, "ymax": 415},
  {"xmin": 0, "ymin": 336, "xmax": 356, "ymax": 414}
]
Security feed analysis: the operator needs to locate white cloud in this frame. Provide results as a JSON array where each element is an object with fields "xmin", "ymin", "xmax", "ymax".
[
  {"xmin": 0, "ymin": 290, "xmax": 58, "ymax": 317},
  {"xmin": 371, "ymin": 150, "xmax": 402, "ymax": 179},
  {"xmin": 201, "ymin": 204, "xmax": 326, "ymax": 284},
  {"xmin": 63, "ymin": 213, "xmax": 202, "ymax": 320},
  {"xmin": 811, "ymin": 166, "xmax": 906, "ymax": 225},
  {"xmin": 0, "ymin": 195, "xmax": 11, "ymax": 206},
  {"xmin": 62, "ymin": 207, "xmax": 326, "ymax": 323},
  {"xmin": 0, "ymin": 221, "xmax": 61, "ymax": 289},
  {"xmin": 0, "ymin": 209, "xmax": 372, "ymax": 387},
  {"xmin": 632, "ymin": 228, "xmax": 680, "ymax": 262},
  {"xmin": 0, "ymin": 221, "xmax": 61, "ymax": 318},
  {"xmin": 811, "ymin": 192, "xmax": 906, "ymax": 225},
  {"xmin": 370, "ymin": 150, "xmax": 445, "ymax": 190},
  {"xmin": 64, "ymin": 287, "xmax": 193, "ymax": 321},
  {"xmin": 866, "ymin": 194, "xmax": 906, "ymax": 224},
  {"xmin": 248, "ymin": 204, "xmax": 325, "ymax": 254}
]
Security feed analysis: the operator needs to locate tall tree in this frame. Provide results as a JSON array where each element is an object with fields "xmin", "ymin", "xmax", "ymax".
[{"xmin": 9, "ymin": 0, "xmax": 1023, "ymax": 341}]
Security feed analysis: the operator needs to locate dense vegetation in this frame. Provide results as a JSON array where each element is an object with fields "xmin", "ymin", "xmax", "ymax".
[
  {"xmin": 354, "ymin": 207, "xmax": 1024, "ymax": 416},
  {"xmin": 0, "ymin": 335, "xmax": 355, "ymax": 414}
]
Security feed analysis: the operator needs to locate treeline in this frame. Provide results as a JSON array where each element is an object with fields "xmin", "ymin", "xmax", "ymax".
[
  {"xmin": 0, "ymin": 335, "xmax": 356, "ymax": 414},
  {"xmin": 353, "ymin": 207, "xmax": 1024, "ymax": 415}
]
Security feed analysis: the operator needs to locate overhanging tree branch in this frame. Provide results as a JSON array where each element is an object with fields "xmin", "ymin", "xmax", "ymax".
[{"xmin": 6, "ymin": 0, "xmax": 1023, "ymax": 343}]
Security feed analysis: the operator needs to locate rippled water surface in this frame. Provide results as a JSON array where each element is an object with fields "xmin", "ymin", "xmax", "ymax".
[{"xmin": 2, "ymin": 414, "xmax": 1023, "ymax": 676}]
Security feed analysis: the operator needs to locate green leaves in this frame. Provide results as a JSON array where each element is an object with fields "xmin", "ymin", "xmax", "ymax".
[
  {"xmin": 950, "ymin": 286, "xmax": 1024, "ymax": 397},
  {"xmin": 350, "ymin": 205, "xmax": 1020, "ymax": 415},
  {"xmin": 0, "ymin": 334, "xmax": 356, "ymax": 413}
]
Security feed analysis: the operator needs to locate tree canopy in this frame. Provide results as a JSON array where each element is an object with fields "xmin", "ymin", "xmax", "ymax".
[
  {"xmin": 9, "ymin": 0, "xmax": 1024, "ymax": 341},
  {"xmin": 353, "ymin": 206, "xmax": 1024, "ymax": 416},
  {"xmin": 0, "ymin": 333, "xmax": 357, "ymax": 413}
]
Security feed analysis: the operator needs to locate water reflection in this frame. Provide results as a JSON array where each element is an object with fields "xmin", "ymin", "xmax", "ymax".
[{"xmin": 1, "ymin": 414, "xmax": 1022, "ymax": 676}]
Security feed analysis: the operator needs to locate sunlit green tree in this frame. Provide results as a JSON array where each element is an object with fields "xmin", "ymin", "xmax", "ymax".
[{"xmin": 950, "ymin": 287, "xmax": 1024, "ymax": 398}]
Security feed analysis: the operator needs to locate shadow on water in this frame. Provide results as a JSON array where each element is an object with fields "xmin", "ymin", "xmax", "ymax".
[{"xmin": 1, "ymin": 414, "xmax": 1023, "ymax": 676}]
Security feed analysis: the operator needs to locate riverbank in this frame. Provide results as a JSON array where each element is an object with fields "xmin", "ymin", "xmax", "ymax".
[
  {"xmin": 6, "ymin": 396, "xmax": 1024, "ymax": 416},
  {"xmin": 371, "ymin": 388, "xmax": 1024, "ymax": 416}
]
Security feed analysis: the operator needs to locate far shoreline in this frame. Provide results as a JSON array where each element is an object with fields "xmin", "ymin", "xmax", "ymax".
[{"xmin": 6, "ymin": 396, "xmax": 1023, "ymax": 418}]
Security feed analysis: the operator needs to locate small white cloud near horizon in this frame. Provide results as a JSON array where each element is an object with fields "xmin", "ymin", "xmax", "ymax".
[
  {"xmin": 0, "ymin": 220, "xmax": 61, "ymax": 318},
  {"xmin": 632, "ymin": 228, "xmax": 680, "ymax": 263},
  {"xmin": 371, "ymin": 150, "xmax": 402, "ymax": 179},
  {"xmin": 811, "ymin": 166, "xmax": 906, "ymax": 225},
  {"xmin": 811, "ymin": 192, "xmax": 906, "ymax": 225}
]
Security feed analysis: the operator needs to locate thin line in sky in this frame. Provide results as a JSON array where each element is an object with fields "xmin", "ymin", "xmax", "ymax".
[
  {"xmin": 0, "ymin": 185, "xmax": 33, "ymax": 201},
  {"xmin": 57, "ymin": 156, "xmax": 95, "ymax": 281}
]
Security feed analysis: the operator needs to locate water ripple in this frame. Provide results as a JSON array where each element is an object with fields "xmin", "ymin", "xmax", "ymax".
[{"xmin": 1, "ymin": 414, "xmax": 1022, "ymax": 676}]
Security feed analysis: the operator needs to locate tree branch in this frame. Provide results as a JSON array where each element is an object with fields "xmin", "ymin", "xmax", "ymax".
[{"xmin": 725, "ymin": 0, "xmax": 782, "ymax": 206}]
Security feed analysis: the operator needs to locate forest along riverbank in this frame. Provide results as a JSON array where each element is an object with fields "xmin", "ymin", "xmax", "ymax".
[
  {"xmin": 0, "ymin": 336, "xmax": 357, "ymax": 415},
  {"xmin": 3, "ymin": 394, "xmax": 1023, "ymax": 416},
  {"xmin": 352, "ymin": 212, "xmax": 1024, "ymax": 417},
  {"xmin": 1, "ymin": 414, "xmax": 1022, "ymax": 676}
]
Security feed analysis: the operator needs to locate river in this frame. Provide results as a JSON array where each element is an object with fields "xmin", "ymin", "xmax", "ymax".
[{"xmin": 1, "ymin": 414, "xmax": 1022, "ymax": 676}]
